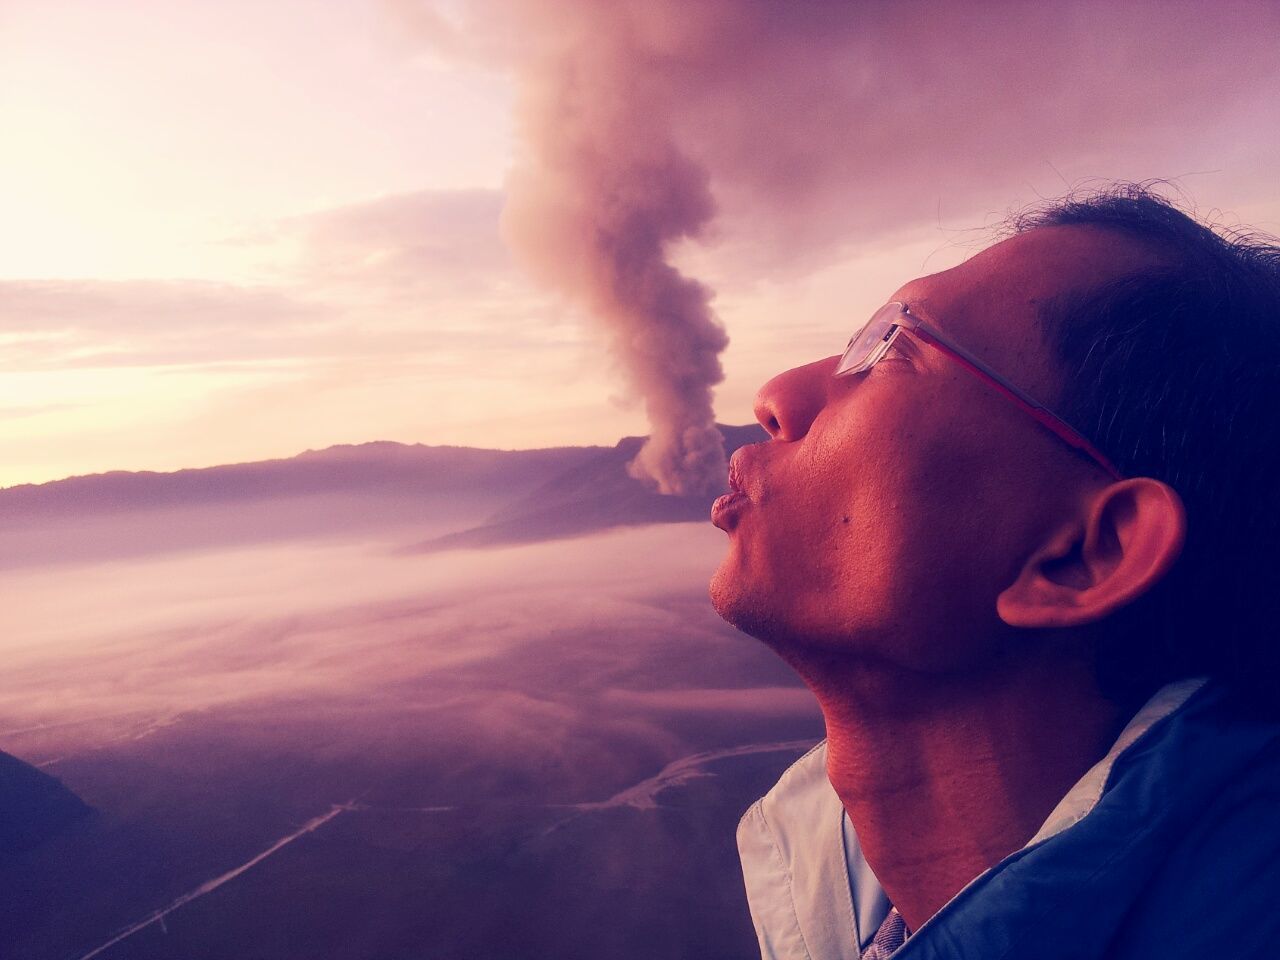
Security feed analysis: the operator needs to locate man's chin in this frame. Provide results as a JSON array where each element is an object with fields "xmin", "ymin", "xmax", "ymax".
[
  {"xmin": 708, "ymin": 552, "xmax": 745, "ymax": 621},
  {"xmin": 707, "ymin": 565, "xmax": 737, "ymax": 625},
  {"xmin": 709, "ymin": 563, "xmax": 784, "ymax": 645}
]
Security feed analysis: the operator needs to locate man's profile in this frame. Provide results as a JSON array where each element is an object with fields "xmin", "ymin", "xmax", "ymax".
[{"xmin": 710, "ymin": 185, "xmax": 1280, "ymax": 959}]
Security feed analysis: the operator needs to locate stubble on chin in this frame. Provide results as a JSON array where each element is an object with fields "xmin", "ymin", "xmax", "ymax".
[{"xmin": 709, "ymin": 564, "xmax": 800, "ymax": 650}]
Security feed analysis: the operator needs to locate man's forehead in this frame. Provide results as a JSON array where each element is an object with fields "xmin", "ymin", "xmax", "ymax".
[{"xmin": 890, "ymin": 225, "xmax": 1159, "ymax": 390}]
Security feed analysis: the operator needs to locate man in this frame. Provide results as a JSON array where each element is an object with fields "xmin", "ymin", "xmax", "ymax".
[{"xmin": 709, "ymin": 185, "xmax": 1280, "ymax": 959}]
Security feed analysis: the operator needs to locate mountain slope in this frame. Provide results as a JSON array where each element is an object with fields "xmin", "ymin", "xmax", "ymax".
[
  {"xmin": 0, "ymin": 752, "xmax": 91, "ymax": 856},
  {"xmin": 0, "ymin": 441, "xmax": 605, "ymax": 522},
  {"xmin": 412, "ymin": 423, "xmax": 766, "ymax": 551},
  {"xmin": 0, "ymin": 441, "xmax": 610, "ymax": 569}
]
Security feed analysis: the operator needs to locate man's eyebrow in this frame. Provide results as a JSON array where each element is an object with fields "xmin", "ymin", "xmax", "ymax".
[{"xmin": 902, "ymin": 299, "xmax": 943, "ymax": 327}]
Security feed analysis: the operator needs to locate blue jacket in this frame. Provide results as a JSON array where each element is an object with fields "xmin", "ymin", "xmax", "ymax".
[{"xmin": 737, "ymin": 678, "xmax": 1280, "ymax": 959}]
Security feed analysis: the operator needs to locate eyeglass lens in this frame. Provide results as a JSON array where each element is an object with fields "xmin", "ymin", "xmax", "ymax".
[{"xmin": 835, "ymin": 303, "xmax": 902, "ymax": 376}]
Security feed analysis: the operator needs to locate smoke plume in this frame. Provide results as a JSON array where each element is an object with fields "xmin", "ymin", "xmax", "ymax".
[{"xmin": 497, "ymin": 7, "xmax": 731, "ymax": 496}]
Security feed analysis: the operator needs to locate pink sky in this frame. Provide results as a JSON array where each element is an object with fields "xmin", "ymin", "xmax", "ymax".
[{"xmin": 2, "ymin": 0, "xmax": 1278, "ymax": 487}]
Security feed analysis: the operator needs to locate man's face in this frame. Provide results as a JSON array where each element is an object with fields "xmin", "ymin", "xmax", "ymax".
[{"xmin": 709, "ymin": 226, "xmax": 1155, "ymax": 671}]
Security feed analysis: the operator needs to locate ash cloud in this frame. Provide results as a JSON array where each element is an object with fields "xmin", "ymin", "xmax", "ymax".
[
  {"xmin": 391, "ymin": 0, "xmax": 1280, "ymax": 463},
  {"xmin": 498, "ymin": 6, "xmax": 731, "ymax": 496}
]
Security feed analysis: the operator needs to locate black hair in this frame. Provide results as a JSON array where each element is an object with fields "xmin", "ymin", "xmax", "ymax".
[{"xmin": 1011, "ymin": 183, "xmax": 1280, "ymax": 713}]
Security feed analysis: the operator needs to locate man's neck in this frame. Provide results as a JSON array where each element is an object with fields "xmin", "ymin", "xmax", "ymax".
[{"xmin": 788, "ymin": 646, "xmax": 1128, "ymax": 934}]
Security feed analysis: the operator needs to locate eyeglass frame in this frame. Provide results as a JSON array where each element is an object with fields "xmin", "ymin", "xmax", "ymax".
[{"xmin": 834, "ymin": 301, "xmax": 1123, "ymax": 480}]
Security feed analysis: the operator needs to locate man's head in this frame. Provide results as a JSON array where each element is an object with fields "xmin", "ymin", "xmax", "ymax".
[{"xmin": 710, "ymin": 185, "xmax": 1280, "ymax": 710}]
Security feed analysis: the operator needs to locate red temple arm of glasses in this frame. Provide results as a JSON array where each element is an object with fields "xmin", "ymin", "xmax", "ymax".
[{"xmin": 909, "ymin": 326, "xmax": 1124, "ymax": 481}]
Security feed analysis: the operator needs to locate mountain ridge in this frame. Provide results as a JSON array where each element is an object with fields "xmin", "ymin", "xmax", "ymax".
[
  {"xmin": 1, "ymin": 426, "xmax": 766, "ymax": 559},
  {"xmin": 411, "ymin": 423, "xmax": 766, "ymax": 551},
  {"xmin": 0, "ymin": 440, "xmax": 607, "ymax": 520}
]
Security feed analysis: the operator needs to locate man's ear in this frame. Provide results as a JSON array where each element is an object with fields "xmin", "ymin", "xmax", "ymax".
[{"xmin": 997, "ymin": 478, "xmax": 1186, "ymax": 629}]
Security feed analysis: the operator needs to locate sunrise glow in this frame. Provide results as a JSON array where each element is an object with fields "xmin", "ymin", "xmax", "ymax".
[{"xmin": 3, "ymin": 0, "xmax": 1278, "ymax": 487}]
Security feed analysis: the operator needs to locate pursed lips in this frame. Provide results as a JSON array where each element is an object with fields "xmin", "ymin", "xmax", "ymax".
[
  {"xmin": 728, "ymin": 443, "xmax": 771, "ymax": 501},
  {"xmin": 728, "ymin": 449, "xmax": 749, "ymax": 497},
  {"xmin": 712, "ymin": 446, "xmax": 763, "ymax": 531},
  {"xmin": 727, "ymin": 453, "xmax": 747, "ymax": 491}
]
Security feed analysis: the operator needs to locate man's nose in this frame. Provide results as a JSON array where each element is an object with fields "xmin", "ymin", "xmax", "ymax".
[{"xmin": 753, "ymin": 356, "xmax": 840, "ymax": 441}]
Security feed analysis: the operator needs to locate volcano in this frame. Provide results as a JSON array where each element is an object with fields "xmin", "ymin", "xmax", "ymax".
[{"xmin": 410, "ymin": 423, "xmax": 765, "ymax": 551}]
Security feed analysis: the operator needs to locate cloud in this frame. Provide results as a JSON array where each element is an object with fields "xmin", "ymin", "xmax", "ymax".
[
  {"xmin": 377, "ymin": 0, "xmax": 1280, "ymax": 495},
  {"xmin": 0, "ymin": 279, "xmax": 335, "ymax": 370},
  {"xmin": 599, "ymin": 687, "xmax": 818, "ymax": 718},
  {"xmin": 0, "ymin": 188, "xmax": 571, "ymax": 372},
  {"xmin": 250, "ymin": 188, "xmax": 515, "ymax": 298},
  {"xmin": 0, "ymin": 523, "xmax": 814, "ymax": 803},
  {"xmin": 395, "ymin": 0, "xmax": 1280, "ymax": 279}
]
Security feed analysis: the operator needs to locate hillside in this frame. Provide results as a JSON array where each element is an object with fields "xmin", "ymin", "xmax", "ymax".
[
  {"xmin": 0, "ymin": 427, "xmax": 765, "ymax": 566},
  {"xmin": 0, "ymin": 441, "xmax": 605, "ymax": 522},
  {"xmin": 0, "ymin": 752, "xmax": 91, "ymax": 857},
  {"xmin": 413, "ymin": 423, "xmax": 765, "ymax": 550}
]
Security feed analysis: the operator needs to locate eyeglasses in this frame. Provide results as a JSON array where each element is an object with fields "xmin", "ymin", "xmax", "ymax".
[{"xmin": 835, "ymin": 301, "xmax": 1122, "ymax": 480}]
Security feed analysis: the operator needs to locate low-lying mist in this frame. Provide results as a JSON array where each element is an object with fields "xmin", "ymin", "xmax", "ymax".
[{"xmin": 0, "ymin": 500, "xmax": 820, "ymax": 959}]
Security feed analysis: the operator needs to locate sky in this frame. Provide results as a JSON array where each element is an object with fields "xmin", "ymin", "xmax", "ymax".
[{"xmin": 2, "ymin": 0, "xmax": 1279, "ymax": 487}]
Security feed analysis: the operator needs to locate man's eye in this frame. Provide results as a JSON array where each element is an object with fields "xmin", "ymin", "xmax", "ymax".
[{"xmin": 883, "ymin": 341, "xmax": 911, "ymax": 361}]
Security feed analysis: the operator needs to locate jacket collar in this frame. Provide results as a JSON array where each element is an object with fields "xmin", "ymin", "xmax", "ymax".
[{"xmin": 737, "ymin": 678, "xmax": 1210, "ymax": 960}]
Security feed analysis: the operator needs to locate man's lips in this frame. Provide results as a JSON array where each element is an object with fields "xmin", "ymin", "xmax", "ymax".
[
  {"xmin": 726, "ymin": 446, "xmax": 760, "ymax": 498},
  {"xmin": 728, "ymin": 451, "xmax": 745, "ymax": 494},
  {"xmin": 712, "ymin": 447, "xmax": 757, "ymax": 531},
  {"xmin": 710, "ymin": 489, "xmax": 747, "ymax": 530}
]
